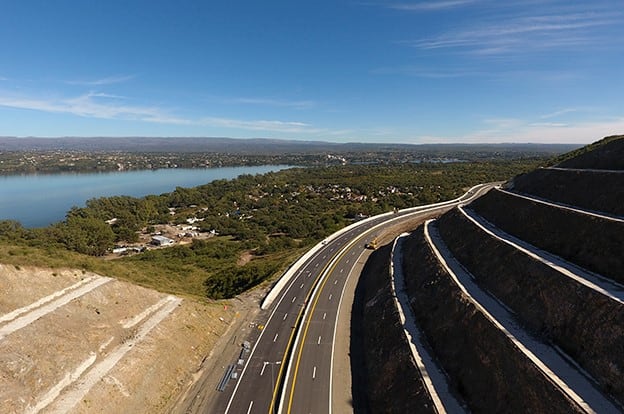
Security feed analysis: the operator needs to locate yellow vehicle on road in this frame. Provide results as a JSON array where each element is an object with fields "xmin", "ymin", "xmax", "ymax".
[{"xmin": 365, "ymin": 238, "xmax": 378, "ymax": 250}]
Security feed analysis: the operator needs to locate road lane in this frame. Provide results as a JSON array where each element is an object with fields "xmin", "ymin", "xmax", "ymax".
[
  {"xmin": 280, "ymin": 184, "xmax": 495, "ymax": 414},
  {"xmin": 184, "ymin": 183, "xmax": 494, "ymax": 414},
  {"xmin": 224, "ymin": 225, "xmax": 371, "ymax": 414}
]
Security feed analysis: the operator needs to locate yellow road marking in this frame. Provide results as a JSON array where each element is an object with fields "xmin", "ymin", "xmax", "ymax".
[
  {"xmin": 268, "ymin": 189, "xmax": 488, "ymax": 413},
  {"xmin": 268, "ymin": 256, "xmax": 334, "ymax": 413},
  {"xmin": 285, "ymin": 237, "xmax": 363, "ymax": 413}
]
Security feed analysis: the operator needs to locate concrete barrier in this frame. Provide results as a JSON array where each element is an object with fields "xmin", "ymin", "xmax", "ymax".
[{"xmin": 260, "ymin": 184, "xmax": 488, "ymax": 310}]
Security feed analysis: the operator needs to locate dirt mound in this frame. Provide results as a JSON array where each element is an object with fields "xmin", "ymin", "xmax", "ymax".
[{"xmin": 0, "ymin": 264, "xmax": 233, "ymax": 414}]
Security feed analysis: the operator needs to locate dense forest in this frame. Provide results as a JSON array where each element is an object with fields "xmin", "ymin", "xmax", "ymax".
[{"xmin": 0, "ymin": 159, "xmax": 544, "ymax": 299}]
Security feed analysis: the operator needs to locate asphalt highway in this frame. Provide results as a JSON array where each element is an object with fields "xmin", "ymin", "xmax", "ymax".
[{"xmin": 204, "ymin": 183, "xmax": 494, "ymax": 414}]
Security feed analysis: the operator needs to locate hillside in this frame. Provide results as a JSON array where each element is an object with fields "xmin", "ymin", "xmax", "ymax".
[
  {"xmin": 554, "ymin": 134, "xmax": 624, "ymax": 169},
  {"xmin": 0, "ymin": 264, "xmax": 249, "ymax": 414},
  {"xmin": 507, "ymin": 135, "xmax": 624, "ymax": 216},
  {"xmin": 357, "ymin": 136, "xmax": 624, "ymax": 412}
]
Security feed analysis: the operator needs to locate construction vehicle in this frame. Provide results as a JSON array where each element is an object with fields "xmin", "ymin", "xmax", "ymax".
[{"xmin": 365, "ymin": 238, "xmax": 378, "ymax": 250}]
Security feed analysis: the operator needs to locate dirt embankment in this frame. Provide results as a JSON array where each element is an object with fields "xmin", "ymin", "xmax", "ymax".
[
  {"xmin": 437, "ymin": 209, "xmax": 624, "ymax": 405},
  {"xmin": 508, "ymin": 168, "xmax": 624, "ymax": 216},
  {"xmin": 0, "ymin": 264, "xmax": 234, "ymax": 414},
  {"xmin": 350, "ymin": 243, "xmax": 433, "ymax": 414},
  {"xmin": 470, "ymin": 189, "xmax": 624, "ymax": 283},
  {"xmin": 400, "ymin": 227, "xmax": 584, "ymax": 413}
]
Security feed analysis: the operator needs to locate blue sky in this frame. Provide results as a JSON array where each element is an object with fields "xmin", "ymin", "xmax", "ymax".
[{"xmin": 0, "ymin": 0, "xmax": 622, "ymax": 144}]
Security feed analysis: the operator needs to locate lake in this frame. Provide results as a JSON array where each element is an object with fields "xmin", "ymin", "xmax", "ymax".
[{"xmin": 0, "ymin": 165, "xmax": 292, "ymax": 228}]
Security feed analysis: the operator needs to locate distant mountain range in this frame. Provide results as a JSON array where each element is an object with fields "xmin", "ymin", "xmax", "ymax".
[{"xmin": 0, "ymin": 136, "xmax": 579, "ymax": 155}]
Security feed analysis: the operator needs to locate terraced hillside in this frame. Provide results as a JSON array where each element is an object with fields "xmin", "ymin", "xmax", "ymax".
[{"xmin": 355, "ymin": 136, "xmax": 624, "ymax": 413}]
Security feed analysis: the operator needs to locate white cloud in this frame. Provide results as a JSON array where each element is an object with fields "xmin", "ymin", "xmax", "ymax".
[
  {"xmin": 528, "ymin": 122, "xmax": 568, "ymax": 127},
  {"xmin": 371, "ymin": 65, "xmax": 486, "ymax": 78},
  {"xmin": 405, "ymin": 9, "xmax": 622, "ymax": 56},
  {"xmin": 539, "ymin": 108, "xmax": 582, "ymax": 119},
  {"xmin": 506, "ymin": 119, "xmax": 624, "ymax": 144},
  {"xmin": 65, "ymin": 75, "xmax": 135, "ymax": 86},
  {"xmin": 85, "ymin": 91, "xmax": 128, "ymax": 100},
  {"xmin": 199, "ymin": 117, "xmax": 324, "ymax": 134},
  {"xmin": 227, "ymin": 97, "xmax": 315, "ymax": 109},
  {"xmin": 415, "ymin": 116, "xmax": 624, "ymax": 144},
  {"xmin": 388, "ymin": 0, "xmax": 478, "ymax": 11},
  {"xmin": 482, "ymin": 118, "xmax": 524, "ymax": 129},
  {"xmin": 0, "ymin": 91, "xmax": 336, "ymax": 135}
]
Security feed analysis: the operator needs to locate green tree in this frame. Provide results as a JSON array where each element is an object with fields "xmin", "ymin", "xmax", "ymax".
[{"xmin": 60, "ymin": 216, "xmax": 115, "ymax": 256}]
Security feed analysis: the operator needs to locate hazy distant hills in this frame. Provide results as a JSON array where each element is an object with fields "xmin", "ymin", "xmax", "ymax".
[{"xmin": 0, "ymin": 136, "xmax": 578, "ymax": 155}]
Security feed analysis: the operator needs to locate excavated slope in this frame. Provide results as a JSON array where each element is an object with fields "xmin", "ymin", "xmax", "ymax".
[
  {"xmin": 381, "ymin": 136, "xmax": 624, "ymax": 412},
  {"xmin": 0, "ymin": 264, "xmax": 232, "ymax": 414},
  {"xmin": 400, "ymin": 227, "xmax": 583, "ymax": 413},
  {"xmin": 470, "ymin": 188, "xmax": 624, "ymax": 283},
  {"xmin": 437, "ymin": 208, "xmax": 624, "ymax": 404},
  {"xmin": 508, "ymin": 168, "xmax": 624, "ymax": 217},
  {"xmin": 557, "ymin": 135, "xmax": 624, "ymax": 169},
  {"xmin": 350, "ymin": 244, "xmax": 434, "ymax": 414}
]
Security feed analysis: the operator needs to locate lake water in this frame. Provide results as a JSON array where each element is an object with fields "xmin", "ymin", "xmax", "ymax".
[{"xmin": 0, "ymin": 165, "xmax": 291, "ymax": 228}]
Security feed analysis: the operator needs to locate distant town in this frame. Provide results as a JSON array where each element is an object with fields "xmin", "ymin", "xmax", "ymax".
[{"xmin": 0, "ymin": 137, "xmax": 578, "ymax": 175}]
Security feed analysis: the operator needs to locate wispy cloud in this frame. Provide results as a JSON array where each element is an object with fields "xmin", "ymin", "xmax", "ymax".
[
  {"xmin": 539, "ymin": 108, "xmax": 584, "ymax": 119},
  {"xmin": 199, "ymin": 117, "xmax": 324, "ymax": 134},
  {"xmin": 227, "ymin": 97, "xmax": 315, "ymax": 109},
  {"xmin": 372, "ymin": 65, "xmax": 487, "ymax": 78},
  {"xmin": 388, "ymin": 0, "xmax": 479, "ymax": 11},
  {"xmin": 529, "ymin": 122, "xmax": 568, "ymax": 127},
  {"xmin": 405, "ymin": 8, "xmax": 622, "ymax": 56},
  {"xmin": 85, "ymin": 91, "xmax": 128, "ymax": 100},
  {"xmin": 0, "ymin": 92, "xmax": 192, "ymax": 125},
  {"xmin": 0, "ymin": 90, "xmax": 336, "ymax": 135},
  {"xmin": 415, "ymin": 114, "xmax": 624, "ymax": 144},
  {"xmin": 482, "ymin": 117, "xmax": 524, "ymax": 129},
  {"xmin": 65, "ymin": 75, "xmax": 135, "ymax": 86}
]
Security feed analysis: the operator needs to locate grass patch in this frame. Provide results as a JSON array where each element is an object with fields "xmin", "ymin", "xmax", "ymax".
[{"xmin": 0, "ymin": 240, "xmax": 305, "ymax": 300}]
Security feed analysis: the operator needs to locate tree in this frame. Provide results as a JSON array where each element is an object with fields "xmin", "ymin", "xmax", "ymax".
[
  {"xmin": 0, "ymin": 220, "xmax": 28, "ymax": 241},
  {"xmin": 60, "ymin": 216, "xmax": 115, "ymax": 256}
]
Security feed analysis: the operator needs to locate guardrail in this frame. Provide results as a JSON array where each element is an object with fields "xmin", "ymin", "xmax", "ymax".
[{"xmin": 261, "ymin": 183, "xmax": 491, "ymax": 310}]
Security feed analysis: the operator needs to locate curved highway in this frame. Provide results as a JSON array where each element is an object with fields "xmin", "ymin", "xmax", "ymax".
[{"xmin": 190, "ymin": 183, "xmax": 495, "ymax": 414}]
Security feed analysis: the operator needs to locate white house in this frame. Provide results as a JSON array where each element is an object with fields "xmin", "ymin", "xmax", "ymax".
[{"xmin": 151, "ymin": 235, "xmax": 175, "ymax": 246}]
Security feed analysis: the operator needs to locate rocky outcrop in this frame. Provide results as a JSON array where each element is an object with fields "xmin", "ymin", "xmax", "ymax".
[
  {"xmin": 400, "ymin": 227, "xmax": 583, "ymax": 413},
  {"xmin": 470, "ymin": 188, "xmax": 624, "ymax": 283},
  {"xmin": 350, "ymin": 244, "xmax": 434, "ymax": 413}
]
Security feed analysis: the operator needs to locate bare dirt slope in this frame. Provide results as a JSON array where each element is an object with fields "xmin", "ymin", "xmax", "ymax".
[{"xmin": 0, "ymin": 263, "xmax": 234, "ymax": 414}]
